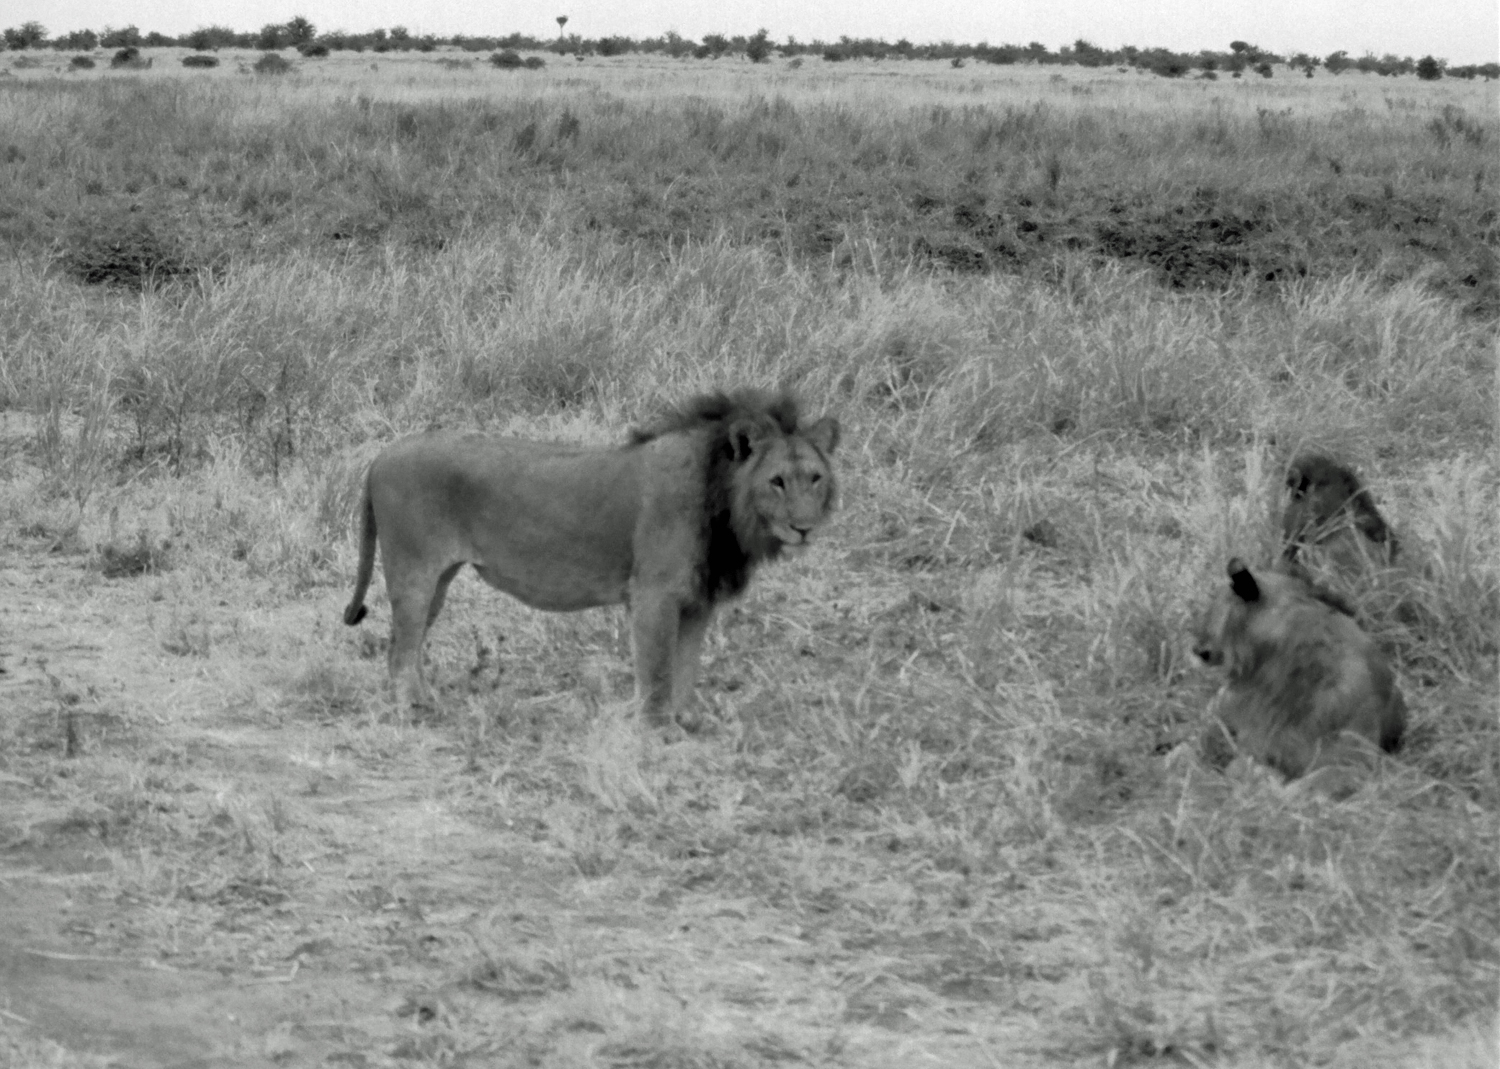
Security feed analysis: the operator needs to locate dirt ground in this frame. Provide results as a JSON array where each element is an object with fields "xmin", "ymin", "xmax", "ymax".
[{"xmin": 2, "ymin": 542, "xmax": 1106, "ymax": 1068}]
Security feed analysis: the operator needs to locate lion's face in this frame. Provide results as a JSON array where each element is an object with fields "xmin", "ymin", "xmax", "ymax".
[
  {"xmin": 1192, "ymin": 559, "xmax": 1306, "ymax": 675},
  {"xmin": 729, "ymin": 415, "xmax": 839, "ymax": 557},
  {"xmin": 1281, "ymin": 454, "xmax": 1394, "ymax": 561}
]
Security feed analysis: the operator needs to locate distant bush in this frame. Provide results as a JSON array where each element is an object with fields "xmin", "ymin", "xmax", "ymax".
[
  {"xmin": 1416, "ymin": 56, "xmax": 1442, "ymax": 81},
  {"xmin": 298, "ymin": 42, "xmax": 329, "ymax": 58},
  {"xmin": 823, "ymin": 46, "xmax": 848, "ymax": 62},
  {"xmin": 1256, "ymin": 62, "xmax": 1273, "ymax": 77},
  {"xmin": 490, "ymin": 49, "xmax": 522, "ymax": 69},
  {"xmin": 110, "ymin": 47, "xmax": 150, "ymax": 69},
  {"xmin": 596, "ymin": 36, "xmax": 631, "ymax": 57},
  {"xmin": 181, "ymin": 54, "xmax": 218, "ymax": 68},
  {"xmin": 69, "ymin": 55, "xmax": 95, "ymax": 70},
  {"xmin": 253, "ymin": 52, "xmax": 292, "ymax": 74},
  {"xmin": 523, "ymin": 56, "xmax": 545, "ymax": 69}
]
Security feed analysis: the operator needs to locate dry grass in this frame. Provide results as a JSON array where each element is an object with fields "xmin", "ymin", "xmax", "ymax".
[{"xmin": 0, "ymin": 52, "xmax": 1494, "ymax": 1067}]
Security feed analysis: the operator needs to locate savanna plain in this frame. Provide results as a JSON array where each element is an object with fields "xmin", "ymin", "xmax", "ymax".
[{"xmin": 0, "ymin": 47, "xmax": 1496, "ymax": 1067}]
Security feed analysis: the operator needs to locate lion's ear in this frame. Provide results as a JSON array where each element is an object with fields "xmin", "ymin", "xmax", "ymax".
[
  {"xmin": 1227, "ymin": 559, "xmax": 1261, "ymax": 603},
  {"xmin": 728, "ymin": 416, "xmax": 775, "ymax": 461},
  {"xmin": 802, "ymin": 416, "xmax": 840, "ymax": 456}
]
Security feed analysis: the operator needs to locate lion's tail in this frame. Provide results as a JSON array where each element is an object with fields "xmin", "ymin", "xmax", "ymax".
[{"xmin": 343, "ymin": 475, "xmax": 377, "ymax": 626}]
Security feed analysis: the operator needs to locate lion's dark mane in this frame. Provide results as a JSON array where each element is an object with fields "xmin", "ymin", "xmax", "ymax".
[{"xmin": 630, "ymin": 389, "xmax": 807, "ymax": 605}]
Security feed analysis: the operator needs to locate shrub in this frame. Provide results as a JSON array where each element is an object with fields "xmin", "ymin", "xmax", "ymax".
[
  {"xmin": 253, "ymin": 52, "xmax": 292, "ymax": 74},
  {"xmin": 1416, "ymin": 56, "xmax": 1442, "ymax": 81},
  {"xmin": 69, "ymin": 55, "xmax": 95, "ymax": 70},
  {"xmin": 181, "ymin": 54, "xmax": 218, "ymax": 68},
  {"xmin": 490, "ymin": 49, "xmax": 522, "ymax": 69},
  {"xmin": 523, "ymin": 56, "xmax": 545, "ymax": 69},
  {"xmin": 1256, "ymin": 61, "xmax": 1273, "ymax": 77},
  {"xmin": 110, "ymin": 47, "xmax": 150, "ymax": 70},
  {"xmin": 298, "ymin": 42, "xmax": 329, "ymax": 58}
]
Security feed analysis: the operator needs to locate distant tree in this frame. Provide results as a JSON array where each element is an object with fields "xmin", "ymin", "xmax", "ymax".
[
  {"xmin": 285, "ymin": 16, "xmax": 316, "ymax": 47},
  {"xmin": 1416, "ymin": 55, "xmax": 1442, "ymax": 80},
  {"xmin": 596, "ymin": 35, "xmax": 630, "ymax": 56},
  {"xmin": 54, "ymin": 28, "xmax": 98, "ymax": 50},
  {"xmin": 1072, "ymin": 38, "xmax": 1109, "ymax": 67},
  {"xmin": 1256, "ymin": 61, "xmax": 1273, "ymax": 77},
  {"xmin": 555, "ymin": 16, "xmax": 568, "ymax": 38},
  {"xmin": 1023, "ymin": 41, "xmax": 1051, "ymax": 63},
  {"xmin": 745, "ymin": 27, "xmax": 772, "ymax": 63},
  {"xmin": 1289, "ymin": 52, "xmax": 1320, "ymax": 75},
  {"xmin": 99, "ymin": 25, "xmax": 142, "ymax": 48},
  {"xmin": 144, "ymin": 31, "xmax": 174, "ymax": 47},
  {"xmin": 256, "ymin": 23, "xmax": 288, "ymax": 50},
  {"xmin": 661, "ymin": 31, "xmax": 693, "ymax": 58},
  {"xmin": 1324, "ymin": 50, "xmax": 1350, "ymax": 74},
  {"xmin": 701, "ymin": 33, "xmax": 729, "ymax": 57},
  {"xmin": 3, "ymin": 21, "xmax": 48, "ymax": 49}
]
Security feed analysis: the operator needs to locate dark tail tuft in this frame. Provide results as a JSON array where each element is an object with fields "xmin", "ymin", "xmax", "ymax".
[{"xmin": 344, "ymin": 603, "xmax": 368, "ymax": 626}]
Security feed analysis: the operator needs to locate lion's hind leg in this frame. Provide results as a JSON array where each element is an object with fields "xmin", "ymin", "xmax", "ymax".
[{"xmin": 386, "ymin": 561, "xmax": 464, "ymax": 710}]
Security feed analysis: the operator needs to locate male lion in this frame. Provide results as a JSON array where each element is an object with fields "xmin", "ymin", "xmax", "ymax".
[
  {"xmin": 1281, "ymin": 453, "xmax": 1399, "ymax": 573},
  {"xmin": 1192, "ymin": 558, "xmax": 1406, "ymax": 783},
  {"xmin": 342, "ymin": 389, "xmax": 839, "ymax": 729}
]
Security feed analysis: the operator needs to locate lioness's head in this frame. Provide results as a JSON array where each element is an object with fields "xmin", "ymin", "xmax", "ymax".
[
  {"xmin": 1192, "ymin": 558, "xmax": 1354, "ymax": 675},
  {"xmin": 1281, "ymin": 453, "xmax": 1397, "ymax": 562}
]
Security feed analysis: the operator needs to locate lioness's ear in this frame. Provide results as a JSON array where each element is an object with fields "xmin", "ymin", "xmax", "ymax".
[
  {"xmin": 802, "ymin": 416, "xmax": 839, "ymax": 456},
  {"xmin": 1227, "ymin": 559, "xmax": 1261, "ymax": 603}
]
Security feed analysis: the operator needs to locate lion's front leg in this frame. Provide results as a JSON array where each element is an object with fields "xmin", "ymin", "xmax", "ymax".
[
  {"xmin": 629, "ymin": 587, "xmax": 683, "ymax": 730},
  {"xmin": 671, "ymin": 606, "xmax": 713, "ymax": 732}
]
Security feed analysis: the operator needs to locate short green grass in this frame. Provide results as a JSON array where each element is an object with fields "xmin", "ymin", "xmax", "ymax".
[{"xmin": 0, "ymin": 52, "xmax": 1494, "ymax": 1067}]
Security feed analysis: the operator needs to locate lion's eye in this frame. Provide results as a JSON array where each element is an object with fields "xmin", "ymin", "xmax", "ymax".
[
  {"xmin": 770, "ymin": 475, "xmax": 785, "ymax": 490},
  {"xmin": 809, "ymin": 472, "xmax": 821, "ymax": 484}
]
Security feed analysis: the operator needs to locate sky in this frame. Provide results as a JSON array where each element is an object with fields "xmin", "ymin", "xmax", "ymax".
[{"xmin": 10, "ymin": 0, "xmax": 1499, "ymax": 65}]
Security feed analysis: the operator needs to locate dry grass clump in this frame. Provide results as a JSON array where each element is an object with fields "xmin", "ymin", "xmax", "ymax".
[
  {"xmin": 61, "ymin": 211, "xmax": 195, "ymax": 290},
  {"xmin": 96, "ymin": 528, "xmax": 174, "ymax": 578}
]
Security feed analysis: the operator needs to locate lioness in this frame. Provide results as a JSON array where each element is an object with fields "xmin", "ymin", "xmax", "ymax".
[
  {"xmin": 1193, "ymin": 558, "xmax": 1406, "ymax": 783},
  {"xmin": 1281, "ymin": 453, "xmax": 1399, "ymax": 572},
  {"xmin": 343, "ymin": 389, "xmax": 839, "ymax": 729}
]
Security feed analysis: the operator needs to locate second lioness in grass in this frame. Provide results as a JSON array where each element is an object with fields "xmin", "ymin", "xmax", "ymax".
[
  {"xmin": 1192, "ymin": 558, "xmax": 1406, "ymax": 782},
  {"xmin": 343, "ymin": 389, "xmax": 839, "ymax": 728}
]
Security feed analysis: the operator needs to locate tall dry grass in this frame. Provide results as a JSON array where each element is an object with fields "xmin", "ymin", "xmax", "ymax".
[{"xmin": 0, "ymin": 55, "xmax": 1494, "ymax": 1065}]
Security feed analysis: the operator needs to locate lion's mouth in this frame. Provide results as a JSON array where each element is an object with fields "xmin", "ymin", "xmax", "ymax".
[{"xmin": 773, "ymin": 525, "xmax": 812, "ymax": 550}]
